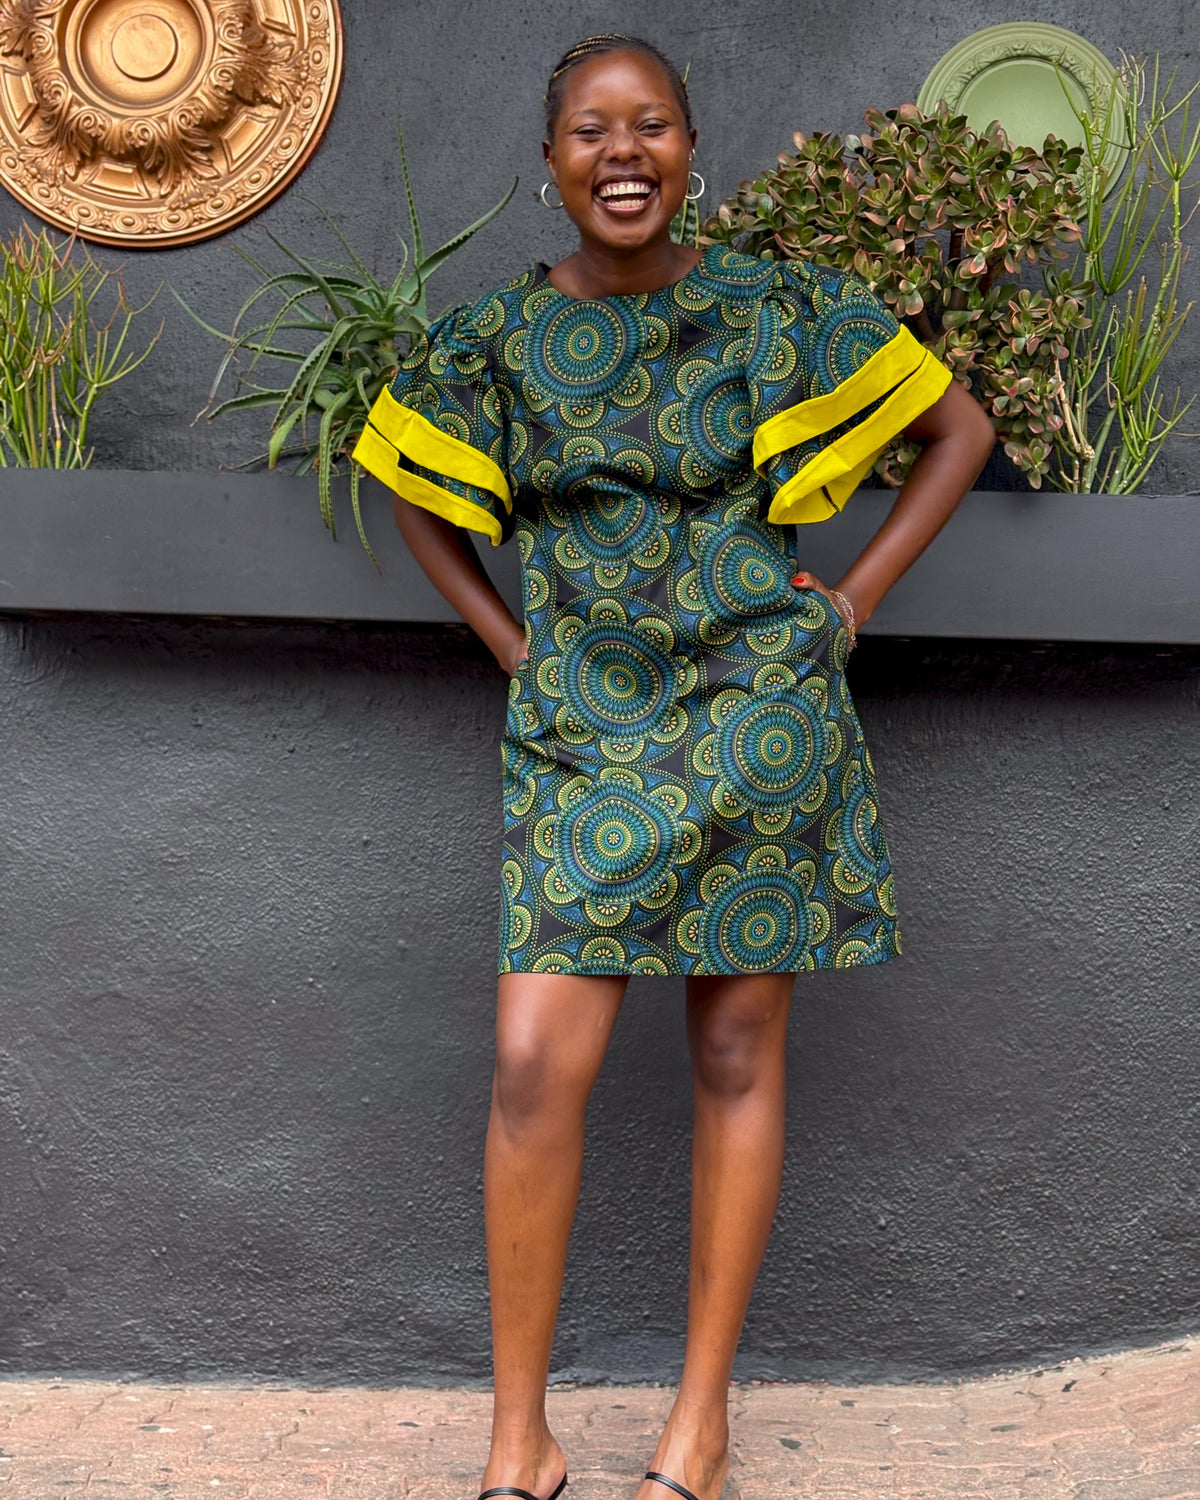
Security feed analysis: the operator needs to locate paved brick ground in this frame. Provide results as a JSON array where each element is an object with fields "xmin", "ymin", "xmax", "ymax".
[{"xmin": 1, "ymin": 1336, "xmax": 1197, "ymax": 1500}]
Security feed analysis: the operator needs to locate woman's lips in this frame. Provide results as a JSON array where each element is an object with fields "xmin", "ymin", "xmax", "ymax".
[{"xmin": 594, "ymin": 182, "xmax": 658, "ymax": 216}]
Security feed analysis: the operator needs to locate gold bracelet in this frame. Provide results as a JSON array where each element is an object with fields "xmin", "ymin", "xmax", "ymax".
[{"xmin": 829, "ymin": 588, "xmax": 857, "ymax": 653}]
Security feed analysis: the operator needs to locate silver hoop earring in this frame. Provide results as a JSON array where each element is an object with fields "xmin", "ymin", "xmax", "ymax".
[
  {"xmin": 684, "ymin": 171, "xmax": 706, "ymax": 202},
  {"xmin": 539, "ymin": 181, "xmax": 564, "ymax": 210}
]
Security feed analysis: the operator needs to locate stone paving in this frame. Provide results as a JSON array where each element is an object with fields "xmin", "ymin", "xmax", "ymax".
[{"xmin": 0, "ymin": 1336, "xmax": 1197, "ymax": 1500}]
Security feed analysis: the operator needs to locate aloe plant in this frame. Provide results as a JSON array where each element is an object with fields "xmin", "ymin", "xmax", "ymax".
[
  {"xmin": 669, "ymin": 189, "xmax": 702, "ymax": 249},
  {"xmin": 1048, "ymin": 52, "xmax": 1199, "ymax": 493},
  {"xmin": 0, "ymin": 225, "xmax": 162, "ymax": 468},
  {"xmin": 178, "ymin": 120, "xmax": 517, "ymax": 563},
  {"xmin": 703, "ymin": 101, "xmax": 1092, "ymax": 488},
  {"xmin": 668, "ymin": 63, "xmax": 702, "ymax": 248}
]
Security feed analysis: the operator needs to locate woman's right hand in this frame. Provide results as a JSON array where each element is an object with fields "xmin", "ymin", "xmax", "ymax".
[
  {"xmin": 501, "ymin": 635, "xmax": 529, "ymax": 676},
  {"xmin": 388, "ymin": 497, "xmax": 530, "ymax": 679}
]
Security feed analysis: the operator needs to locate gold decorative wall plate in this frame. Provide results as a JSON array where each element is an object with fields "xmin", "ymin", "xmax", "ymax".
[{"xmin": 0, "ymin": 0, "xmax": 343, "ymax": 247}]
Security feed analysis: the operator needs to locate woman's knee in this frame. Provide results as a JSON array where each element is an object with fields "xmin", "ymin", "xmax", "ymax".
[
  {"xmin": 690, "ymin": 990, "xmax": 790, "ymax": 1098},
  {"xmin": 492, "ymin": 1025, "xmax": 577, "ymax": 1126},
  {"xmin": 492, "ymin": 974, "xmax": 624, "ymax": 1128}
]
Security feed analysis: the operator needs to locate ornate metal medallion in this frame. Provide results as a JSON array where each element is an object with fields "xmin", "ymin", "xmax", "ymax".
[{"xmin": 0, "ymin": 0, "xmax": 343, "ymax": 247}]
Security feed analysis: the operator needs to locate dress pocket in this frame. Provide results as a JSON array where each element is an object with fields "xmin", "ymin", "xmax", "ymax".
[
  {"xmin": 695, "ymin": 519, "xmax": 801, "ymax": 626},
  {"xmin": 793, "ymin": 582, "xmax": 851, "ymax": 635},
  {"xmin": 505, "ymin": 650, "xmax": 531, "ymax": 725},
  {"xmin": 508, "ymin": 649, "xmax": 531, "ymax": 686},
  {"xmin": 505, "ymin": 648, "xmax": 550, "ymax": 751}
]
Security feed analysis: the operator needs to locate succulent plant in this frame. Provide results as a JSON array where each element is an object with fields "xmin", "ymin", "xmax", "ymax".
[{"xmin": 703, "ymin": 100, "xmax": 1092, "ymax": 488}]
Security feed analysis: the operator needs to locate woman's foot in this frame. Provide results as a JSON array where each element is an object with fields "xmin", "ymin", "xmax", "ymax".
[
  {"xmin": 479, "ymin": 1427, "xmax": 567, "ymax": 1500},
  {"xmin": 633, "ymin": 1399, "xmax": 730, "ymax": 1500}
]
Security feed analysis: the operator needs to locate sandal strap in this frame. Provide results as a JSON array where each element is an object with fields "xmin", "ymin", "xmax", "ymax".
[
  {"xmin": 479, "ymin": 1476, "xmax": 567, "ymax": 1500},
  {"xmin": 645, "ymin": 1472, "xmax": 702, "ymax": 1500}
]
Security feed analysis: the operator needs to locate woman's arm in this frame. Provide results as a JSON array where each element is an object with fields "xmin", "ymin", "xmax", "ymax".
[
  {"xmin": 802, "ymin": 380, "xmax": 996, "ymax": 628},
  {"xmin": 391, "ymin": 496, "xmax": 527, "ymax": 674}
]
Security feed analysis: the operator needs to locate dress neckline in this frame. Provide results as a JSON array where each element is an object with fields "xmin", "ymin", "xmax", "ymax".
[{"xmin": 533, "ymin": 244, "xmax": 715, "ymax": 303}]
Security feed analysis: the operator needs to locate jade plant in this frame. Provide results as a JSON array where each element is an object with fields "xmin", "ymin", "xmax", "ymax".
[
  {"xmin": 1048, "ymin": 53, "xmax": 1199, "ymax": 493},
  {"xmin": 703, "ymin": 100, "xmax": 1092, "ymax": 488},
  {"xmin": 0, "ymin": 225, "xmax": 161, "ymax": 468},
  {"xmin": 179, "ymin": 121, "xmax": 516, "ymax": 563}
]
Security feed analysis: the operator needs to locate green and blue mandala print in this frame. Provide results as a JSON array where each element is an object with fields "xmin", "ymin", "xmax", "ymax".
[
  {"xmin": 498, "ymin": 487, "xmax": 902, "ymax": 976},
  {"xmin": 353, "ymin": 244, "xmax": 941, "ymax": 975}
]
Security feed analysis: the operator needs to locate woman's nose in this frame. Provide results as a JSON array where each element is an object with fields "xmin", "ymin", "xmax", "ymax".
[{"xmin": 605, "ymin": 127, "xmax": 641, "ymax": 159}]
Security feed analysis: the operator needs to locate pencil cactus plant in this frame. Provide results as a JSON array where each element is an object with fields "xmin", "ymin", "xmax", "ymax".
[
  {"xmin": 702, "ymin": 100, "xmax": 1092, "ymax": 488},
  {"xmin": 0, "ymin": 225, "xmax": 161, "ymax": 468},
  {"xmin": 1047, "ymin": 52, "xmax": 1199, "ymax": 493}
]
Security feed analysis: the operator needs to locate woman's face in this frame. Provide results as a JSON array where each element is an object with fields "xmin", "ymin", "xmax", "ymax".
[{"xmin": 543, "ymin": 50, "xmax": 696, "ymax": 253}]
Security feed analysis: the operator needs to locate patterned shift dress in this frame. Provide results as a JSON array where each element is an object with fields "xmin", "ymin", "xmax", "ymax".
[{"xmin": 353, "ymin": 244, "xmax": 952, "ymax": 976}]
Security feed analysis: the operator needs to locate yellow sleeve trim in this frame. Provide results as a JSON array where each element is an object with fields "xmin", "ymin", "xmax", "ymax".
[
  {"xmin": 752, "ymin": 322, "xmax": 932, "ymax": 470},
  {"xmin": 358, "ymin": 384, "xmax": 512, "ymax": 512},
  {"xmin": 351, "ymin": 413, "xmax": 504, "ymax": 546},
  {"xmin": 766, "ymin": 349, "xmax": 953, "ymax": 526}
]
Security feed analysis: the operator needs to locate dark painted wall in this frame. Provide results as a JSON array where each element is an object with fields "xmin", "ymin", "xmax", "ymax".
[
  {"xmin": 2, "ymin": 619, "xmax": 1198, "ymax": 1383},
  {"xmin": 2, "ymin": 0, "xmax": 1199, "ymax": 1385},
  {"xmin": 0, "ymin": 0, "xmax": 1195, "ymax": 491}
]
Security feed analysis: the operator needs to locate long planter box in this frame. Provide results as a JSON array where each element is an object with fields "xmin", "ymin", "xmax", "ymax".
[{"xmin": 0, "ymin": 469, "xmax": 1196, "ymax": 643}]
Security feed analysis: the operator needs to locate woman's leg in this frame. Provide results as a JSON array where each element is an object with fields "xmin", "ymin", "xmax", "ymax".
[
  {"xmin": 481, "ymin": 971, "xmax": 628, "ymax": 1498},
  {"xmin": 636, "ymin": 973, "xmax": 794, "ymax": 1500}
]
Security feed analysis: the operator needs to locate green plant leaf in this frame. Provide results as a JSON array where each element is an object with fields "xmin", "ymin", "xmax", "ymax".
[
  {"xmin": 186, "ymin": 126, "xmax": 515, "ymax": 555},
  {"xmin": 703, "ymin": 81, "xmax": 1195, "ymax": 495},
  {"xmin": 395, "ymin": 175, "xmax": 519, "ymax": 306},
  {"xmin": 0, "ymin": 225, "xmax": 160, "ymax": 468},
  {"xmin": 397, "ymin": 114, "xmax": 424, "ymax": 270}
]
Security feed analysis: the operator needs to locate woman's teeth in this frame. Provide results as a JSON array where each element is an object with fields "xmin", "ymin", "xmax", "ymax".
[{"xmin": 595, "ymin": 180, "xmax": 657, "ymax": 214}]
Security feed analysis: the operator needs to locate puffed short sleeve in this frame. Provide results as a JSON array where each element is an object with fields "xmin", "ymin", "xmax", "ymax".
[
  {"xmin": 747, "ymin": 259, "xmax": 953, "ymax": 525},
  {"xmin": 352, "ymin": 302, "xmax": 513, "ymax": 545}
]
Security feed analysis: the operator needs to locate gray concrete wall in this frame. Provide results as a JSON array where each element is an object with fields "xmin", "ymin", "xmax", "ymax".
[
  {"xmin": 0, "ymin": 0, "xmax": 1195, "ymax": 492},
  {"xmin": 2, "ymin": 0, "xmax": 1199, "ymax": 1385},
  {"xmin": 2, "ymin": 617, "xmax": 1198, "ymax": 1383}
]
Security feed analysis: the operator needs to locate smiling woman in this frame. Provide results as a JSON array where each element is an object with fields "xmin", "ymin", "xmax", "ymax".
[
  {"xmin": 350, "ymin": 30, "xmax": 996, "ymax": 1500},
  {"xmin": 538, "ymin": 35, "xmax": 700, "ymax": 292}
]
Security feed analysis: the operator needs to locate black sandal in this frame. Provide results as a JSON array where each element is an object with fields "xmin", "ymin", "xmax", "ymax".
[
  {"xmin": 478, "ymin": 1476, "xmax": 568, "ymax": 1500},
  {"xmin": 644, "ymin": 1472, "xmax": 701, "ymax": 1500}
]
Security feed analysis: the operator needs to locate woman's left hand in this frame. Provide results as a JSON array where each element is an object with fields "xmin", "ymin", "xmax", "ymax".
[{"xmin": 791, "ymin": 571, "xmax": 859, "ymax": 637}]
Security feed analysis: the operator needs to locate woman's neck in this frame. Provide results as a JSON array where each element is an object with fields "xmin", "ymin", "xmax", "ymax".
[{"xmin": 546, "ymin": 239, "xmax": 703, "ymax": 299}]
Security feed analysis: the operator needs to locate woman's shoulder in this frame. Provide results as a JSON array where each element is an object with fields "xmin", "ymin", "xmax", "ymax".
[
  {"xmin": 435, "ymin": 266, "xmax": 542, "ymax": 344},
  {"xmin": 405, "ymin": 266, "xmax": 539, "ymax": 375},
  {"xmin": 697, "ymin": 249, "xmax": 900, "ymax": 350},
  {"xmin": 685, "ymin": 244, "xmax": 865, "ymax": 317},
  {"xmin": 757, "ymin": 250, "xmax": 887, "ymax": 315},
  {"xmin": 689, "ymin": 243, "xmax": 780, "ymax": 301}
]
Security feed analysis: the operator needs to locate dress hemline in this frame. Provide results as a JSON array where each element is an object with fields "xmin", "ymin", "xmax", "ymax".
[{"xmin": 497, "ymin": 941, "xmax": 904, "ymax": 979}]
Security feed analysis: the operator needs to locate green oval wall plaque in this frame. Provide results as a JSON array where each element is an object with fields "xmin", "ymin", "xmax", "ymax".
[{"xmin": 918, "ymin": 23, "xmax": 1128, "ymax": 190}]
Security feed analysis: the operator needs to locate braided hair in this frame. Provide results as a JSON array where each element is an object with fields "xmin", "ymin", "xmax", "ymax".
[{"xmin": 543, "ymin": 34, "xmax": 692, "ymax": 138}]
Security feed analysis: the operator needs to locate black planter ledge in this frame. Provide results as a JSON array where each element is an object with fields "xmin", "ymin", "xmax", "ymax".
[{"xmin": 1, "ymin": 469, "xmax": 1196, "ymax": 644}]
